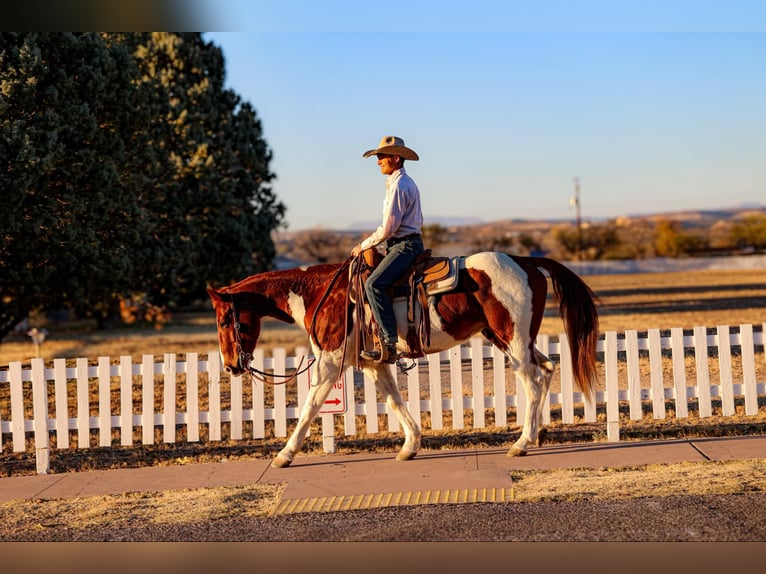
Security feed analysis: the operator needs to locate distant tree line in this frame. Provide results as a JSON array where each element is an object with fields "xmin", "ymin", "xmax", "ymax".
[
  {"xmin": 1, "ymin": 32, "xmax": 285, "ymax": 338},
  {"xmin": 278, "ymin": 213, "xmax": 766, "ymax": 265}
]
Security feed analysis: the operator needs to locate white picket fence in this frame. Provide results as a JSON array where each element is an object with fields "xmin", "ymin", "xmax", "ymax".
[{"xmin": 1, "ymin": 324, "xmax": 764, "ymax": 474}]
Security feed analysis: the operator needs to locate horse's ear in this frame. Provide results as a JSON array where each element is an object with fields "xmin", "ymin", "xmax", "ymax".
[{"xmin": 207, "ymin": 285, "xmax": 221, "ymax": 301}]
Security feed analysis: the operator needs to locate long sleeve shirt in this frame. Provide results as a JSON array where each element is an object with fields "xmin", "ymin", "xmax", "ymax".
[{"xmin": 359, "ymin": 167, "xmax": 423, "ymax": 251}]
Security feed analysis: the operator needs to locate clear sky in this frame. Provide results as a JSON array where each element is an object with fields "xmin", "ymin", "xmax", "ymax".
[{"xmin": 202, "ymin": 2, "xmax": 766, "ymax": 231}]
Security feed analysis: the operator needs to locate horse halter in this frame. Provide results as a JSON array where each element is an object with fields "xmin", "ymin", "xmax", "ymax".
[{"xmin": 226, "ymin": 295, "xmax": 309, "ymax": 385}]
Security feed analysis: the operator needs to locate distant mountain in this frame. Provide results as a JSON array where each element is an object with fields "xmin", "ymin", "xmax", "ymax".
[{"xmin": 334, "ymin": 204, "xmax": 765, "ymax": 233}]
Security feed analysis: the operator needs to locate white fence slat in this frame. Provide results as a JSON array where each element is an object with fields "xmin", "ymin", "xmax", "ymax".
[
  {"xmin": 492, "ymin": 345, "xmax": 506, "ymax": 428},
  {"xmin": 538, "ymin": 334, "xmax": 552, "ymax": 425},
  {"xmin": 141, "ymin": 355, "xmax": 155, "ymax": 445},
  {"xmin": 76, "ymin": 358, "xmax": 90, "ymax": 448},
  {"xmin": 363, "ymin": 371, "xmax": 378, "ymax": 434},
  {"xmin": 9, "ymin": 363, "xmax": 25, "ymax": 451},
  {"xmin": 386, "ymin": 363, "xmax": 400, "ymax": 432},
  {"xmin": 449, "ymin": 345, "xmax": 463, "ymax": 429},
  {"xmin": 740, "ymin": 324, "xmax": 758, "ymax": 415},
  {"xmin": 625, "ymin": 330, "xmax": 642, "ymax": 420},
  {"xmin": 273, "ymin": 348, "xmax": 287, "ymax": 437},
  {"xmin": 560, "ymin": 334, "xmax": 574, "ymax": 424},
  {"xmin": 428, "ymin": 353, "xmax": 443, "ymax": 430},
  {"xmin": 185, "ymin": 353, "xmax": 200, "ymax": 442},
  {"xmin": 605, "ymin": 331, "xmax": 620, "ymax": 442},
  {"xmin": 252, "ymin": 348, "xmax": 265, "ymax": 439},
  {"xmin": 53, "ymin": 359, "xmax": 69, "ymax": 450},
  {"xmin": 98, "ymin": 357, "xmax": 111, "ymax": 447},
  {"xmin": 470, "ymin": 338, "xmax": 485, "ymax": 428},
  {"xmin": 230, "ymin": 373, "xmax": 243, "ymax": 440},
  {"xmin": 120, "ymin": 356, "xmax": 133, "ymax": 446},
  {"xmin": 31, "ymin": 359, "xmax": 50, "ymax": 474},
  {"xmin": 717, "ymin": 325, "xmax": 735, "ymax": 416},
  {"xmin": 163, "ymin": 354, "xmax": 177, "ymax": 443},
  {"xmin": 321, "ymin": 413, "xmax": 335, "ymax": 453},
  {"xmin": 670, "ymin": 328, "xmax": 688, "ymax": 418},
  {"xmin": 693, "ymin": 326, "xmax": 713, "ymax": 418},
  {"xmin": 648, "ymin": 329, "xmax": 665, "ymax": 419},
  {"xmin": 208, "ymin": 352, "xmax": 222, "ymax": 441}
]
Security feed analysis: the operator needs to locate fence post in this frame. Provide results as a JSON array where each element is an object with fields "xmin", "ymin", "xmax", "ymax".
[
  {"xmin": 470, "ymin": 337, "xmax": 485, "ymax": 428},
  {"xmin": 717, "ymin": 325, "xmax": 735, "ymax": 417},
  {"xmin": 31, "ymin": 358, "xmax": 50, "ymax": 474},
  {"xmin": 740, "ymin": 324, "xmax": 758, "ymax": 415},
  {"xmin": 694, "ymin": 326, "xmax": 713, "ymax": 418},
  {"xmin": 605, "ymin": 331, "xmax": 620, "ymax": 442}
]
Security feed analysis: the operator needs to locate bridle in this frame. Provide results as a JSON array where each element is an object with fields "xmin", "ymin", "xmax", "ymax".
[
  {"xmin": 227, "ymin": 296, "xmax": 310, "ymax": 385},
  {"xmin": 224, "ymin": 255, "xmax": 356, "ymax": 385}
]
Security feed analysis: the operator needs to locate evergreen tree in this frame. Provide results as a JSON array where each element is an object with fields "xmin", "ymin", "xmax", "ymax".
[{"xmin": 0, "ymin": 32, "xmax": 284, "ymax": 338}]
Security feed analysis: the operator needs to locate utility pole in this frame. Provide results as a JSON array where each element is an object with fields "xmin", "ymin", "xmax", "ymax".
[{"xmin": 571, "ymin": 177, "xmax": 583, "ymax": 260}]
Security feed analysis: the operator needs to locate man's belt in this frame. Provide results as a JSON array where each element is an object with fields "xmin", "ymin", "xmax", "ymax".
[{"xmin": 386, "ymin": 233, "xmax": 422, "ymax": 248}]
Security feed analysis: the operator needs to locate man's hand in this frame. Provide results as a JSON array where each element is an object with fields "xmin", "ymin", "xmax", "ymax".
[{"xmin": 351, "ymin": 244, "xmax": 362, "ymax": 257}]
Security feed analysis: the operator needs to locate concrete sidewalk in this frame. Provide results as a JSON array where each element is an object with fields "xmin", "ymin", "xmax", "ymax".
[{"xmin": 2, "ymin": 436, "xmax": 765, "ymax": 513}]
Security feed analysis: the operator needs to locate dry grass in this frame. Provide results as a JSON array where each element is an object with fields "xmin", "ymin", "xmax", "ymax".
[{"xmin": 0, "ymin": 482, "xmax": 285, "ymax": 535}]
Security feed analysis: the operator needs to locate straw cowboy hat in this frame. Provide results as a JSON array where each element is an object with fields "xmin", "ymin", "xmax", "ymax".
[{"xmin": 362, "ymin": 135, "xmax": 419, "ymax": 161}]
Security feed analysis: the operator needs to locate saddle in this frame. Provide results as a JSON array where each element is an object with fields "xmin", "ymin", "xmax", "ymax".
[{"xmin": 351, "ymin": 248, "xmax": 464, "ymax": 364}]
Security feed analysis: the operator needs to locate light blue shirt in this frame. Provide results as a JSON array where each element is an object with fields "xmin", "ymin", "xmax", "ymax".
[{"xmin": 360, "ymin": 167, "xmax": 423, "ymax": 250}]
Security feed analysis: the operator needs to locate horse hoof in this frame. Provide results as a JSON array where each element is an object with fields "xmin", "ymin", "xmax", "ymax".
[
  {"xmin": 271, "ymin": 454, "xmax": 293, "ymax": 468},
  {"xmin": 396, "ymin": 449, "xmax": 417, "ymax": 461},
  {"xmin": 535, "ymin": 428, "xmax": 548, "ymax": 447},
  {"xmin": 507, "ymin": 446, "xmax": 527, "ymax": 457}
]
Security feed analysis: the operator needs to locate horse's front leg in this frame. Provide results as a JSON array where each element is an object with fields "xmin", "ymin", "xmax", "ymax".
[
  {"xmin": 366, "ymin": 364, "xmax": 421, "ymax": 461},
  {"xmin": 272, "ymin": 355, "xmax": 340, "ymax": 468}
]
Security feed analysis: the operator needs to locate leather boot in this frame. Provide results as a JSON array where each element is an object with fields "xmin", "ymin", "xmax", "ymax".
[{"xmin": 360, "ymin": 342, "xmax": 397, "ymax": 364}]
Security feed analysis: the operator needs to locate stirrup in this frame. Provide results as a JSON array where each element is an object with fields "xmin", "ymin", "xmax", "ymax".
[{"xmin": 360, "ymin": 343, "xmax": 397, "ymax": 364}]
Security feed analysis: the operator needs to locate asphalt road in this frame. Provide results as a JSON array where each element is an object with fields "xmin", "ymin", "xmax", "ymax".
[{"xmin": 4, "ymin": 493, "xmax": 766, "ymax": 542}]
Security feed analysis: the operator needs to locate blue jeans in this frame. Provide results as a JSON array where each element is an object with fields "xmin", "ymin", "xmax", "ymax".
[{"xmin": 364, "ymin": 235, "xmax": 424, "ymax": 345}]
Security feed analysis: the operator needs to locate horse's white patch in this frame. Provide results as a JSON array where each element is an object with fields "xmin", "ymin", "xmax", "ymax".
[
  {"xmin": 425, "ymin": 300, "xmax": 465, "ymax": 351},
  {"xmin": 287, "ymin": 291, "xmax": 307, "ymax": 326},
  {"xmin": 465, "ymin": 252, "xmax": 533, "ymax": 357}
]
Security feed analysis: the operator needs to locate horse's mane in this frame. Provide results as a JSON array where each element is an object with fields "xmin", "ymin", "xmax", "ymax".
[{"xmin": 221, "ymin": 261, "xmax": 350, "ymax": 326}]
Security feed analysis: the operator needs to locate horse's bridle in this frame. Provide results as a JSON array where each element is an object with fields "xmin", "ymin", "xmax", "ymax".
[
  {"xmin": 224, "ymin": 254, "xmax": 357, "ymax": 386},
  {"xmin": 227, "ymin": 296, "xmax": 310, "ymax": 385}
]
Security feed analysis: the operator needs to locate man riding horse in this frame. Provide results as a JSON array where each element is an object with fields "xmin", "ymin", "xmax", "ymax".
[{"xmin": 351, "ymin": 135, "xmax": 425, "ymax": 365}]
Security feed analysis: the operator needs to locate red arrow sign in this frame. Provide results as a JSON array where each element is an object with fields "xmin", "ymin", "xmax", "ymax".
[{"xmin": 324, "ymin": 398, "xmax": 342, "ymax": 406}]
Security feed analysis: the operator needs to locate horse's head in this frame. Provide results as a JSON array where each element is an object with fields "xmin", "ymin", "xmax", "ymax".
[{"xmin": 207, "ymin": 286, "xmax": 262, "ymax": 375}]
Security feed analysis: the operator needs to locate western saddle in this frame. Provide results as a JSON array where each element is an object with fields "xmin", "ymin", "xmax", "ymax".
[{"xmin": 350, "ymin": 248, "xmax": 463, "ymax": 365}]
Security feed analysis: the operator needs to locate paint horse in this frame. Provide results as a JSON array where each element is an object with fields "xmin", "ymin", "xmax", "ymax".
[{"xmin": 208, "ymin": 251, "xmax": 599, "ymax": 468}]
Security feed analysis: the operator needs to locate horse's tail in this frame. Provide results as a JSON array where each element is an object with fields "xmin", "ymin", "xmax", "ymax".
[{"xmin": 533, "ymin": 257, "xmax": 600, "ymax": 398}]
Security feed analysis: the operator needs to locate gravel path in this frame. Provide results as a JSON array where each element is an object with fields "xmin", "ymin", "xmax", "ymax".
[{"xmin": 4, "ymin": 494, "xmax": 765, "ymax": 542}]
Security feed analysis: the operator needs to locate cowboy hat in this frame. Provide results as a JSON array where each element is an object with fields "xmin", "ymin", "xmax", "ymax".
[{"xmin": 362, "ymin": 136, "xmax": 419, "ymax": 161}]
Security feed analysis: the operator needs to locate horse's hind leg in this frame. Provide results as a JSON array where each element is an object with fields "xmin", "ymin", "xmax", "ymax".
[
  {"xmin": 366, "ymin": 364, "xmax": 421, "ymax": 461},
  {"xmin": 533, "ymin": 349, "xmax": 555, "ymax": 447},
  {"xmin": 508, "ymin": 349, "xmax": 553, "ymax": 457},
  {"xmin": 272, "ymin": 356, "xmax": 340, "ymax": 468}
]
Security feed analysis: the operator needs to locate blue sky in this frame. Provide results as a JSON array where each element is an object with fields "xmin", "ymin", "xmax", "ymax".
[{"xmin": 202, "ymin": 3, "xmax": 765, "ymax": 231}]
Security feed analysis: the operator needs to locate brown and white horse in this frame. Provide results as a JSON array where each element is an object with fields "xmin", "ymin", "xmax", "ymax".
[{"xmin": 208, "ymin": 251, "xmax": 599, "ymax": 468}]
